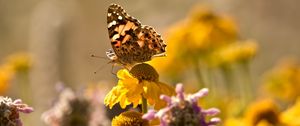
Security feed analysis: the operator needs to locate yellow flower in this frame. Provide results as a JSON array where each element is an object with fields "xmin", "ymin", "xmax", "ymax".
[
  {"xmin": 225, "ymin": 99, "xmax": 282, "ymax": 126},
  {"xmin": 112, "ymin": 111, "xmax": 149, "ymax": 126},
  {"xmin": 0, "ymin": 52, "xmax": 32, "ymax": 95},
  {"xmin": 5, "ymin": 52, "xmax": 32, "ymax": 72},
  {"xmin": 104, "ymin": 63, "xmax": 175, "ymax": 110},
  {"xmin": 0, "ymin": 64, "xmax": 14, "ymax": 94},
  {"xmin": 209, "ymin": 40, "xmax": 258, "ymax": 67},
  {"xmin": 244, "ymin": 99, "xmax": 281, "ymax": 126},
  {"xmin": 264, "ymin": 59, "xmax": 300, "ymax": 102},
  {"xmin": 280, "ymin": 98, "xmax": 300, "ymax": 126},
  {"xmin": 150, "ymin": 5, "xmax": 238, "ymax": 76},
  {"xmin": 149, "ymin": 22, "xmax": 187, "ymax": 78},
  {"xmin": 187, "ymin": 5, "xmax": 238, "ymax": 52},
  {"xmin": 183, "ymin": 6, "xmax": 237, "ymax": 55},
  {"xmin": 224, "ymin": 118, "xmax": 247, "ymax": 126}
]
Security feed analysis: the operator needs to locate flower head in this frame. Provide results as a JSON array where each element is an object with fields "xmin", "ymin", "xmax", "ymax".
[
  {"xmin": 112, "ymin": 111, "xmax": 149, "ymax": 126},
  {"xmin": 209, "ymin": 40, "xmax": 258, "ymax": 67},
  {"xmin": 143, "ymin": 83, "xmax": 220, "ymax": 126},
  {"xmin": 244, "ymin": 99, "xmax": 280, "ymax": 126},
  {"xmin": 0, "ymin": 96, "xmax": 33, "ymax": 126},
  {"xmin": 224, "ymin": 99, "xmax": 283, "ymax": 126},
  {"xmin": 43, "ymin": 83, "xmax": 110, "ymax": 126},
  {"xmin": 104, "ymin": 63, "xmax": 175, "ymax": 110},
  {"xmin": 42, "ymin": 88, "xmax": 91, "ymax": 126},
  {"xmin": 5, "ymin": 53, "xmax": 32, "ymax": 72},
  {"xmin": 84, "ymin": 82, "xmax": 111, "ymax": 126},
  {"xmin": 0, "ymin": 64, "xmax": 14, "ymax": 94},
  {"xmin": 280, "ymin": 97, "xmax": 300, "ymax": 126},
  {"xmin": 0, "ymin": 52, "xmax": 32, "ymax": 95},
  {"xmin": 149, "ymin": 5, "xmax": 238, "ymax": 78},
  {"xmin": 263, "ymin": 59, "xmax": 300, "ymax": 102}
]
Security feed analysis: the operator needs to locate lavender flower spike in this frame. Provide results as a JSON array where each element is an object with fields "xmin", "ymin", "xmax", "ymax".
[
  {"xmin": 143, "ymin": 83, "xmax": 221, "ymax": 126},
  {"xmin": 0, "ymin": 96, "xmax": 34, "ymax": 126}
]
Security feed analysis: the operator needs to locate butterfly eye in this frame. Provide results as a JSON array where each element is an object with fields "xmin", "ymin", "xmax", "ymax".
[{"xmin": 112, "ymin": 41, "xmax": 118, "ymax": 45}]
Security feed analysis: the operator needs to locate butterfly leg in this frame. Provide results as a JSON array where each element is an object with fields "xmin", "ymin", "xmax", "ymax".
[{"xmin": 110, "ymin": 63, "xmax": 117, "ymax": 76}]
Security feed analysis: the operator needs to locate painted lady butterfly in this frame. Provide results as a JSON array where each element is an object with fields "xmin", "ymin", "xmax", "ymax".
[{"xmin": 106, "ymin": 4, "xmax": 166, "ymax": 68}]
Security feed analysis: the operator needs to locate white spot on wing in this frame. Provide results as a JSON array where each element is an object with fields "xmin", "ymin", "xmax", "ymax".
[
  {"xmin": 112, "ymin": 34, "xmax": 120, "ymax": 41},
  {"xmin": 108, "ymin": 13, "xmax": 111, "ymax": 17},
  {"xmin": 108, "ymin": 20, "xmax": 117, "ymax": 28},
  {"xmin": 118, "ymin": 16, "xmax": 122, "ymax": 20}
]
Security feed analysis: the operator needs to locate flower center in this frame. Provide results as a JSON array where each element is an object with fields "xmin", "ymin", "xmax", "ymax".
[
  {"xmin": 169, "ymin": 101, "xmax": 200, "ymax": 126},
  {"xmin": 253, "ymin": 109, "xmax": 279, "ymax": 125},
  {"xmin": 129, "ymin": 63, "xmax": 159, "ymax": 82},
  {"xmin": 112, "ymin": 111, "xmax": 149, "ymax": 126}
]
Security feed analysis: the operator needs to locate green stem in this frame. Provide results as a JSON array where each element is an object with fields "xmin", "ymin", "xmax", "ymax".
[
  {"xmin": 220, "ymin": 64, "xmax": 235, "ymax": 95},
  {"xmin": 193, "ymin": 60, "xmax": 205, "ymax": 88},
  {"xmin": 142, "ymin": 96, "xmax": 148, "ymax": 113},
  {"xmin": 239, "ymin": 61, "xmax": 253, "ymax": 104}
]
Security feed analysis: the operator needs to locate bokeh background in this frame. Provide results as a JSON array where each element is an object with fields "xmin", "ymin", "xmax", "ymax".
[{"xmin": 1, "ymin": 0, "xmax": 300, "ymax": 126}]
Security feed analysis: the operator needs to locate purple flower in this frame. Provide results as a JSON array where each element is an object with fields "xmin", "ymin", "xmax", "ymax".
[
  {"xmin": 0, "ymin": 96, "xmax": 34, "ymax": 126},
  {"xmin": 42, "ymin": 84, "xmax": 110, "ymax": 126},
  {"xmin": 42, "ymin": 88, "xmax": 91, "ymax": 126},
  {"xmin": 143, "ymin": 83, "xmax": 221, "ymax": 126}
]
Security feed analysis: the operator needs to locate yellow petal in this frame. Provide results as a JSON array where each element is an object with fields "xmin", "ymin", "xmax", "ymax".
[
  {"xmin": 126, "ymin": 84, "xmax": 143, "ymax": 108},
  {"xmin": 143, "ymin": 81, "xmax": 158, "ymax": 105},
  {"xmin": 117, "ymin": 69, "xmax": 133, "ymax": 80},
  {"xmin": 143, "ymin": 81, "xmax": 175, "ymax": 109},
  {"xmin": 119, "ymin": 91, "xmax": 130, "ymax": 109},
  {"xmin": 104, "ymin": 86, "xmax": 120, "ymax": 109}
]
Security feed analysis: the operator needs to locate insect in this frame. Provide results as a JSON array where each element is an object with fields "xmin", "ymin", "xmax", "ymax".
[{"xmin": 106, "ymin": 3, "xmax": 166, "ymax": 69}]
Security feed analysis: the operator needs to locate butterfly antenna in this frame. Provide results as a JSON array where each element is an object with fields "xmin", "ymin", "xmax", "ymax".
[{"xmin": 90, "ymin": 54, "xmax": 109, "ymax": 61}]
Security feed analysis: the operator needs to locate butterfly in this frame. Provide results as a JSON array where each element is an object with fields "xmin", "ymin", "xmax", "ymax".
[{"xmin": 106, "ymin": 3, "xmax": 166, "ymax": 68}]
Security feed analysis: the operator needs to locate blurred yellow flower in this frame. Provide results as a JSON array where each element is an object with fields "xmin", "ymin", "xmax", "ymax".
[
  {"xmin": 0, "ymin": 52, "xmax": 31, "ymax": 94},
  {"xmin": 224, "ymin": 118, "xmax": 247, "ymax": 126},
  {"xmin": 210, "ymin": 40, "xmax": 258, "ymax": 67},
  {"xmin": 188, "ymin": 6, "xmax": 238, "ymax": 52},
  {"xmin": 5, "ymin": 52, "xmax": 32, "ymax": 72},
  {"xmin": 245, "ymin": 99, "xmax": 281, "ymax": 126},
  {"xmin": 280, "ymin": 98, "xmax": 300, "ymax": 126},
  {"xmin": 149, "ymin": 23, "xmax": 187, "ymax": 78},
  {"xmin": 225, "ymin": 99, "xmax": 282, "ymax": 126},
  {"xmin": 264, "ymin": 59, "xmax": 300, "ymax": 102},
  {"xmin": 178, "ymin": 6, "xmax": 238, "ymax": 56},
  {"xmin": 150, "ymin": 6, "xmax": 238, "ymax": 76},
  {"xmin": 104, "ymin": 63, "xmax": 175, "ymax": 110},
  {"xmin": 0, "ymin": 64, "xmax": 14, "ymax": 94}
]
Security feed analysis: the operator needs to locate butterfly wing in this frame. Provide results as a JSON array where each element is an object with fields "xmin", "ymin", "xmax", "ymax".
[
  {"xmin": 107, "ymin": 4, "xmax": 166, "ymax": 65},
  {"xmin": 139, "ymin": 25, "xmax": 166, "ymax": 56}
]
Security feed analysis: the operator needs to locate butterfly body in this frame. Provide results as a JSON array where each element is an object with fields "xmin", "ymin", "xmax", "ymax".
[{"xmin": 106, "ymin": 4, "xmax": 166, "ymax": 68}]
